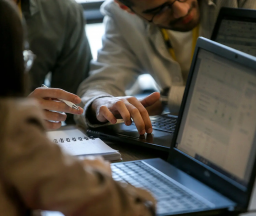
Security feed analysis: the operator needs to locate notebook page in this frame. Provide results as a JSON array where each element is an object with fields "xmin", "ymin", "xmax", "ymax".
[{"xmin": 47, "ymin": 129, "xmax": 119, "ymax": 156}]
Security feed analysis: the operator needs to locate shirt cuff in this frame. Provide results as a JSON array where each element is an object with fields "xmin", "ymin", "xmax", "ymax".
[{"xmin": 74, "ymin": 95, "xmax": 114, "ymax": 129}]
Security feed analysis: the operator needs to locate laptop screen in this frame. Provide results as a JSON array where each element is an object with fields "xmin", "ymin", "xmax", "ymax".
[
  {"xmin": 215, "ymin": 19, "xmax": 256, "ymax": 56},
  {"xmin": 176, "ymin": 49, "xmax": 256, "ymax": 188}
]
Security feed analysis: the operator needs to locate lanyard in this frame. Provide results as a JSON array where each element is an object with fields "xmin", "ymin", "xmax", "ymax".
[{"xmin": 161, "ymin": 25, "xmax": 199, "ymax": 63}]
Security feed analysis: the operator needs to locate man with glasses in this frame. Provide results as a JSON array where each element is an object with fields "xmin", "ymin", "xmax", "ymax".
[
  {"xmin": 12, "ymin": 0, "xmax": 91, "ymax": 129},
  {"xmin": 76, "ymin": 0, "xmax": 256, "ymax": 135}
]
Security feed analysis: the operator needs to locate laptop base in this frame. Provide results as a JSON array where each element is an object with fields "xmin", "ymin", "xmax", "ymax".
[{"xmin": 112, "ymin": 158, "xmax": 236, "ymax": 216}]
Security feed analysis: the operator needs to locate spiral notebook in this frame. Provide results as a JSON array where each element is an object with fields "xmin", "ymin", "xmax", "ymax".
[{"xmin": 47, "ymin": 128, "xmax": 121, "ymax": 161}]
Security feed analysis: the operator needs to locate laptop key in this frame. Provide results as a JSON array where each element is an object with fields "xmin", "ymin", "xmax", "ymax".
[
  {"xmin": 131, "ymin": 116, "xmax": 178, "ymax": 133},
  {"xmin": 112, "ymin": 161, "xmax": 210, "ymax": 215}
]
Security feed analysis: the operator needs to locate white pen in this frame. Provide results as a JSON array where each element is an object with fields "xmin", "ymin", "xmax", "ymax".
[{"xmin": 41, "ymin": 84, "xmax": 80, "ymax": 110}]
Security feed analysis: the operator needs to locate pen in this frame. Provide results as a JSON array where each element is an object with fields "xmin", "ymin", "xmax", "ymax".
[{"xmin": 41, "ymin": 84, "xmax": 80, "ymax": 110}]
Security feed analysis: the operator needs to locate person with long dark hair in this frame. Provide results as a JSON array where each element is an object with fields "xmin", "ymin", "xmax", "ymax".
[{"xmin": 0, "ymin": 1, "xmax": 155, "ymax": 215}]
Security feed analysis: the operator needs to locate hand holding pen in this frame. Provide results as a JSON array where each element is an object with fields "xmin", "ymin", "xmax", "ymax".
[
  {"xmin": 29, "ymin": 85, "xmax": 84, "ymax": 130},
  {"xmin": 41, "ymin": 84, "xmax": 80, "ymax": 110}
]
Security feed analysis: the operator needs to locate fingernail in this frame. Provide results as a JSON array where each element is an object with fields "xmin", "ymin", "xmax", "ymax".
[
  {"xmin": 140, "ymin": 130, "xmax": 146, "ymax": 135},
  {"xmin": 126, "ymin": 121, "xmax": 131, "ymax": 125},
  {"xmin": 147, "ymin": 128, "xmax": 153, "ymax": 134}
]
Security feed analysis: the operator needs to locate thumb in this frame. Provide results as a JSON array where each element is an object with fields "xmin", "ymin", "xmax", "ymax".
[{"xmin": 140, "ymin": 92, "xmax": 161, "ymax": 108}]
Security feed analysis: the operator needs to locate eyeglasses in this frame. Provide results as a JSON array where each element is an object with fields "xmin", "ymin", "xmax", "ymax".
[
  {"xmin": 143, "ymin": 0, "xmax": 187, "ymax": 24},
  {"xmin": 23, "ymin": 50, "xmax": 36, "ymax": 73}
]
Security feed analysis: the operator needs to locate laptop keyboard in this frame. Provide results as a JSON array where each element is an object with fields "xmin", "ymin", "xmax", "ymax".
[
  {"xmin": 150, "ymin": 115, "xmax": 177, "ymax": 133},
  {"xmin": 112, "ymin": 161, "xmax": 210, "ymax": 215}
]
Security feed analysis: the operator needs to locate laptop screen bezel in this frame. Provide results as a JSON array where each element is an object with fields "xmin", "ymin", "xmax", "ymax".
[
  {"xmin": 168, "ymin": 37, "xmax": 256, "ymax": 209},
  {"xmin": 211, "ymin": 7, "xmax": 256, "ymax": 42}
]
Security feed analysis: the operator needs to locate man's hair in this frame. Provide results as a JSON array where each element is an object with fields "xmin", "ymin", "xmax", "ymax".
[
  {"xmin": 118, "ymin": 0, "xmax": 133, "ymax": 7},
  {"xmin": 0, "ymin": 0, "xmax": 26, "ymax": 97}
]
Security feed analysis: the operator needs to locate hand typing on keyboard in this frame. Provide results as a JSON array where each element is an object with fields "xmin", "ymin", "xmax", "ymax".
[{"xmin": 90, "ymin": 92, "xmax": 162, "ymax": 135}]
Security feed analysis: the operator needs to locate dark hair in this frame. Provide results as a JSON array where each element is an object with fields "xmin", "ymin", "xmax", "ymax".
[
  {"xmin": 118, "ymin": 0, "xmax": 133, "ymax": 7},
  {"xmin": 0, "ymin": 0, "xmax": 26, "ymax": 97}
]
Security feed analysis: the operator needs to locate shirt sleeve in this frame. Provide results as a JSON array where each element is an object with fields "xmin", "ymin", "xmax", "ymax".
[
  {"xmin": 76, "ymin": 8, "xmax": 143, "ymax": 128},
  {"xmin": 26, "ymin": 0, "xmax": 92, "ymax": 95},
  {"xmin": 50, "ymin": 2, "xmax": 92, "ymax": 95}
]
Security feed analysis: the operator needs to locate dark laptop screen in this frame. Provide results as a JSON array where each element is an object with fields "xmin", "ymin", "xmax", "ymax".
[
  {"xmin": 215, "ymin": 19, "xmax": 256, "ymax": 56},
  {"xmin": 176, "ymin": 49, "xmax": 256, "ymax": 188}
]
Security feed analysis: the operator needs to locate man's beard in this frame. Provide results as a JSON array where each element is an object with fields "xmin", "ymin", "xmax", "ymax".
[{"xmin": 159, "ymin": 1, "xmax": 200, "ymax": 32}]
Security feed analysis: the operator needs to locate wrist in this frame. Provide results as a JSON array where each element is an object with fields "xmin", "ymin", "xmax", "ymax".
[{"xmin": 86, "ymin": 103, "xmax": 101, "ymax": 125}]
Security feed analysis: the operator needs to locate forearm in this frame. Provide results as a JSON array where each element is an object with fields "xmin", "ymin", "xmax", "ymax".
[{"xmin": 76, "ymin": 64, "xmax": 139, "ymax": 128}]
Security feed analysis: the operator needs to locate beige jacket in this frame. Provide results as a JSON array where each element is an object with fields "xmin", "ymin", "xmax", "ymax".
[{"xmin": 0, "ymin": 98, "xmax": 155, "ymax": 216}]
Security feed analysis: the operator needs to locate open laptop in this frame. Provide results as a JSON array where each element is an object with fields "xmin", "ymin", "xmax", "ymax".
[
  {"xmin": 43, "ymin": 37, "xmax": 256, "ymax": 216},
  {"xmin": 87, "ymin": 8, "xmax": 256, "ymax": 151},
  {"xmin": 111, "ymin": 37, "xmax": 256, "ymax": 215},
  {"xmin": 211, "ymin": 7, "xmax": 256, "ymax": 57}
]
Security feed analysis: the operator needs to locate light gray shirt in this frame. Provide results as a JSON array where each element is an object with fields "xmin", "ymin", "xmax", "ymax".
[{"xmin": 76, "ymin": 0, "xmax": 256, "ymax": 128}]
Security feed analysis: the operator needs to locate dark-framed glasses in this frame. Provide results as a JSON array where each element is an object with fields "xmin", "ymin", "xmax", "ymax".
[
  {"xmin": 146, "ymin": 0, "xmax": 187, "ymax": 24},
  {"xmin": 23, "ymin": 50, "xmax": 36, "ymax": 73}
]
